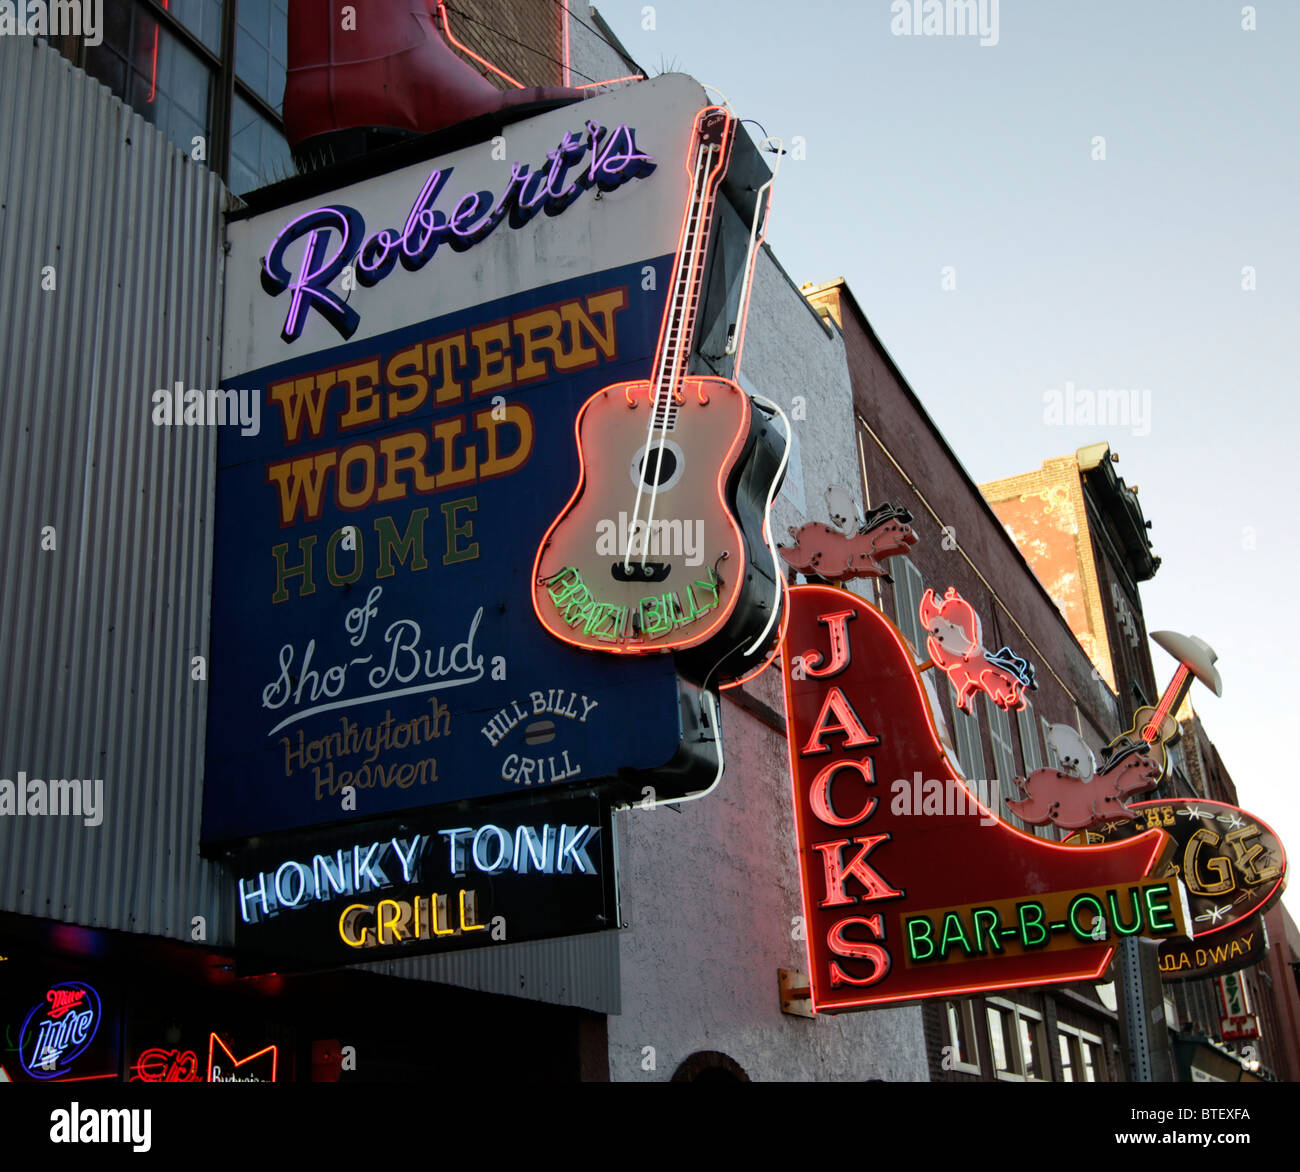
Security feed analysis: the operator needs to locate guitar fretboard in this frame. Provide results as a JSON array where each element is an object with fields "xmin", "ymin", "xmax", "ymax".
[{"xmin": 649, "ymin": 110, "xmax": 733, "ymax": 432}]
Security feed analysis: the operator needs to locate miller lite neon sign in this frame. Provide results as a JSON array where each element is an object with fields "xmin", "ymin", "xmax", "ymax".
[{"xmin": 18, "ymin": 982, "xmax": 102, "ymax": 1080}]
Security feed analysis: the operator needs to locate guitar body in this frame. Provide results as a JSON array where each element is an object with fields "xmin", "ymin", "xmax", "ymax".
[
  {"xmin": 532, "ymin": 374, "xmax": 752, "ymax": 654},
  {"xmin": 1101, "ymin": 704, "xmax": 1178, "ymax": 779}
]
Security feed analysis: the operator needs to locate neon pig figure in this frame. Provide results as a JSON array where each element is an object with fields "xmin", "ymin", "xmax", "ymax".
[{"xmin": 261, "ymin": 121, "xmax": 656, "ymax": 343}]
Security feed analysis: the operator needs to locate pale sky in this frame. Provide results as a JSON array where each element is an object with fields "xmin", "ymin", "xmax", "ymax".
[{"xmin": 596, "ymin": 0, "xmax": 1300, "ymax": 921}]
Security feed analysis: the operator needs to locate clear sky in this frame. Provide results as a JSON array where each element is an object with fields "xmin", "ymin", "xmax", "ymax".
[{"xmin": 596, "ymin": 0, "xmax": 1300, "ymax": 919}]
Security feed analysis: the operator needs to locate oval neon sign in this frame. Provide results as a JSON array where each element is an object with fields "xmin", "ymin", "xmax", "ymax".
[{"xmin": 18, "ymin": 981, "xmax": 102, "ymax": 1080}]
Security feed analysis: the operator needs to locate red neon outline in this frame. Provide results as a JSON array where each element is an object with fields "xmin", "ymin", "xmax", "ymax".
[
  {"xmin": 1141, "ymin": 663, "xmax": 1190, "ymax": 742},
  {"xmin": 436, "ymin": 0, "xmax": 524, "ymax": 89},
  {"xmin": 531, "ymin": 107, "xmax": 752, "ymax": 656},
  {"xmin": 131, "ymin": 1048, "xmax": 203, "ymax": 1083},
  {"xmin": 919, "ymin": 586, "xmax": 1030, "ymax": 714},
  {"xmin": 561, "ymin": 0, "xmax": 570, "ymax": 86},
  {"xmin": 780, "ymin": 585, "xmax": 1172, "ymax": 1012},
  {"xmin": 207, "ymin": 1033, "xmax": 278, "ymax": 1083},
  {"xmin": 1102, "ymin": 799, "xmax": 1288, "ymax": 939},
  {"xmin": 41, "ymin": 1072, "xmax": 119, "ymax": 1083},
  {"xmin": 45, "ymin": 988, "xmax": 87, "ymax": 1019},
  {"xmin": 146, "ymin": 0, "xmax": 170, "ymax": 104}
]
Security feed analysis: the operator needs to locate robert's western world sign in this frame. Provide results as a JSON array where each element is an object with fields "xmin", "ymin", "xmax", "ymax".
[{"xmin": 204, "ymin": 77, "xmax": 716, "ymax": 845}]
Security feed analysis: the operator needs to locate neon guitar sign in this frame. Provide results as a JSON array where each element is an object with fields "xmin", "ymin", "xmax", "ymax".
[{"xmin": 532, "ymin": 105, "xmax": 785, "ymax": 679}]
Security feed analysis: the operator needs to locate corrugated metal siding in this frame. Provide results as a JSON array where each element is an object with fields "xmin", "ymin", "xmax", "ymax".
[
  {"xmin": 0, "ymin": 37, "xmax": 619, "ymax": 1014},
  {"xmin": 360, "ymin": 930, "xmax": 621, "ymax": 1014},
  {"xmin": 0, "ymin": 36, "xmax": 229, "ymax": 940}
]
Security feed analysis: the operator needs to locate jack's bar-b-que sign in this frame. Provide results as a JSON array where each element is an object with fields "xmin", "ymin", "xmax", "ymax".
[
  {"xmin": 780, "ymin": 586, "xmax": 1188, "ymax": 1012},
  {"xmin": 1066, "ymin": 799, "xmax": 1287, "ymax": 981}
]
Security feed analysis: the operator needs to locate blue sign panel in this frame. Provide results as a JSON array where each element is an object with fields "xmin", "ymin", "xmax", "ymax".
[{"xmin": 202, "ymin": 258, "xmax": 682, "ymax": 845}]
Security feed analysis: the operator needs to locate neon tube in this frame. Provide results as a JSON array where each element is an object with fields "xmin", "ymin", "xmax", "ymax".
[{"xmin": 436, "ymin": 0, "xmax": 525, "ymax": 88}]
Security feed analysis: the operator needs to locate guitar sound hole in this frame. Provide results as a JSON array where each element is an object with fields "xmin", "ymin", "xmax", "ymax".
[
  {"xmin": 629, "ymin": 439, "xmax": 685, "ymax": 492},
  {"xmin": 612, "ymin": 561, "xmax": 671, "ymax": 582},
  {"xmin": 638, "ymin": 448, "xmax": 678, "ymax": 487}
]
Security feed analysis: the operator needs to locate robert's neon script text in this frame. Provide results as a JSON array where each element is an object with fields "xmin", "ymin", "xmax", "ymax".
[{"xmin": 261, "ymin": 121, "xmax": 655, "ymax": 343}]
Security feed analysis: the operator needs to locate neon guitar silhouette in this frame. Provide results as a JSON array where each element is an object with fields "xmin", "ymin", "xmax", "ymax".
[{"xmin": 532, "ymin": 104, "xmax": 782, "ymax": 675}]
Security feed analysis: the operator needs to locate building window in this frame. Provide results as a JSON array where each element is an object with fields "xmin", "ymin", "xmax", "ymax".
[
  {"xmin": 85, "ymin": 5, "xmax": 214, "ymax": 163},
  {"xmin": 1016, "ymin": 700, "xmax": 1056, "ymax": 839},
  {"xmin": 892, "ymin": 557, "xmax": 926, "ymax": 656},
  {"xmin": 951, "ymin": 683, "xmax": 984, "ymax": 783},
  {"xmin": 1018, "ymin": 699, "xmax": 1043, "ymax": 772},
  {"xmin": 944, "ymin": 1000, "xmax": 981, "ymax": 1074},
  {"xmin": 237, "ymin": 0, "xmax": 290, "ymax": 112},
  {"xmin": 77, "ymin": 0, "xmax": 292, "ymax": 194},
  {"xmin": 230, "ymin": 93, "xmax": 295, "ymax": 195},
  {"xmin": 987, "ymin": 697, "xmax": 1019, "ymax": 824},
  {"xmin": 1058, "ymin": 1025, "xmax": 1104, "ymax": 1082},
  {"xmin": 670, "ymin": 1051, "xmax": 751, "ymax": 1083},
  {"xmin": 168, "ymin": 0, "xmax": 227, "ymax": 54},
  {"xmin": 1057, "ymin": 1033, "xmax": 1074, "ymax": 1081},
  {"xmin": 986, "ymin": 998, "xmax": 1050, "ymax": 1081}
]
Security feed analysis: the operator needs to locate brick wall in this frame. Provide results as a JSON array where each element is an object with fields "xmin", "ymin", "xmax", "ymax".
[{"xmin": 447, "ymin": 0, "xmax": 565, "ymax": 89}]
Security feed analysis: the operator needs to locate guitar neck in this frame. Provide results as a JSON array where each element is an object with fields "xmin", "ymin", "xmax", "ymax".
[
  {"xmin": 1141, "ymin": 663, "xmax": 1192, "ymax": 742},
  {"xmin": 650, "ymin": 107, "xmax": 735, "ymax": 431}
]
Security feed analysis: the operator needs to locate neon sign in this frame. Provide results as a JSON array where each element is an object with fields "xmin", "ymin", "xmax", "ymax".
[
  {"xmin": 131, "ymin": 1049, "xmax": 203, "ymax": 1083},
  {"xmin": 1008, "ymin": 735, "xmax": 1160, "ymax": 830},
  {"xmin": 779, "ymin": 586, "xmax": 1174, "ymax": 1011},
  {"xmin": 918, "ymin": 586, "xmax": 1035, "ymax": 711},
  {"xmin": 779, "ymin": 503, "xmax": 917, "ymax": 582},
  {"xmin": 18, "ymin": 982, "xmax": 102, "ymax": 1080},
  {"xmin": 1066, "ymin": 801, "xmax": 1285, "ymax": 930},
  {"xmin": 1156, "ymin": 916, "xmax": 1265, "ymax": 981},
  {"xmin": 338, "ymin": 889, "xmax": 485, "ymax": 949},
  {"xmin": 239, "ymin": 834, "xmax": 424, "ymax": 923},
  {"xmin": 238, "ymin": 822, "xmax": 599, "ymax": 924},
  {"xmin": 234, "ymin": 796, "xmax": 617, "ymax": 973},
  {"xmin": 541, "ymin": 564, "xmax": 721, "ymax": 642},
  {"xmin": 903, "ymin": 877, "xmax": 1184, "ymax": 964},
  {"xmin": 261, "ymin": 121, "xmax": 655, "ymax": 343},
  {"xmin": 207, "ymin": 1034, "xmax": 278, "ymax": 1083}
]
